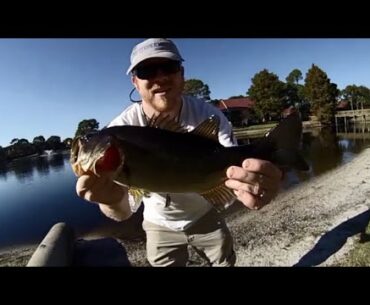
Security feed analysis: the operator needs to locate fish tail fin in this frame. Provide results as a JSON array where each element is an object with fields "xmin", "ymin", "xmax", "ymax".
[
  {"xmin": 237, "ymin": 112, "xmax": 309, "ymax": 171},
  {"xmin": 272, "ymin": 148, "xmax": 309, "ymax": 171},
  {"xmin": 260, "ymin": 112, "xmax": 309, "ymax": 171}
]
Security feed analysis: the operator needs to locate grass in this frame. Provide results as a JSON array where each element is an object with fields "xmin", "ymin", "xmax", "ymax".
[
  {"xmin": 333, "ymin": 220, "xmax": 370, "ymax": 267},
  {"xmin": 233, "ymin": 122, "xmax": 278, "ymax": 131},
  {"xmin": 233, "ymin": 123, "xmax": 278, "ymax": 139}
]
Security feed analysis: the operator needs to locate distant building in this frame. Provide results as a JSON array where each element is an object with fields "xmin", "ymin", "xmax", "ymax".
[
  {"xmin": 216, "ymin": 97, "xmax": 255, "ymax": 127},
  {"xmin": 216, "ymin": 97, "xmax": 302, "ymax": 126},
  {"xmin": 336, "ymin": 100, "xmax": 350, "ymax": 111}
]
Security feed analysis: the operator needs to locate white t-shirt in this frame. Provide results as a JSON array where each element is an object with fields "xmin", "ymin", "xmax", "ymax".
[{"xmin": 107, "ymin": 95, "xmax": 237, "ymax": 231}]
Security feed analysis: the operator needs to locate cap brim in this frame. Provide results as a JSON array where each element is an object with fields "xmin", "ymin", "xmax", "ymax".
[{"xmin": 126, "ymin": 51, "xmax": 184, "ymax": 75}]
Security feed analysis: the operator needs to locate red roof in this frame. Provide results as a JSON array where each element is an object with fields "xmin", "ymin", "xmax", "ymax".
[
  {"xmin": 337, "ymin": 100, "xmax": 349, "ymax": 110},
  {"xmin": 217, "ymin": 97, "xmax": 255, "ymax": 111}
]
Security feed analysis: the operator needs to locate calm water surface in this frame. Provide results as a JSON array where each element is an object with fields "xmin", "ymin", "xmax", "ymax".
[
  {"xmin": 0, "ymin": 152, "xmax": 113, "ymax": 249},
  {"xmin": 1, "ymin": 126, "xmax": 369, "ymax": 250}
]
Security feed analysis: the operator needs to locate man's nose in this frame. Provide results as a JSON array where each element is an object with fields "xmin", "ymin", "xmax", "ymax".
[{"xmin": 153, "ymin": 68, "xmax": 169, "ymax": 80}]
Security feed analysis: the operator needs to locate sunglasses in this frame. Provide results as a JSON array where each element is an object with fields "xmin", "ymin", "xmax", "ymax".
[{"xmin": 133, "ymin": 61, "xmax": 181, "ymax": 80}]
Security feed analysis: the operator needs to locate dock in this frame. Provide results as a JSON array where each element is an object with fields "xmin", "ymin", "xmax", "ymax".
[
  {"xmin": 232, "ymin": 117, "xmax": 321, "ymax": 141},
  {"xmin": 335, "ymin": 109, "xmax": 370, "ymax": 127}
]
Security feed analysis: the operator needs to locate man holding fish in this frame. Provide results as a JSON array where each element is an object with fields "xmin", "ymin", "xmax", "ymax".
[{"xmin": 73, "ymin": 38, "xmax": 304, "ymax": 267}]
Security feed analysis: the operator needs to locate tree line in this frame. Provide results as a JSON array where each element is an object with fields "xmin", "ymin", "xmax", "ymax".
[
  {"xmin": 0, "ymin": 119, "xmax": 100, "ymax": 163},
  {"xmin": 183, "ymin": 64, "xmax": 370, "ymax": 125},
  {"xmin": 0, "ymin": 136, "xmax": 73, "ymax": 163}
]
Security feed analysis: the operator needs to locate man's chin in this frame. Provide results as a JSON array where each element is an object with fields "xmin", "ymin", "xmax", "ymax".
[{"xmin": 153, "ymin": 96, "xmax": 173, "ymax": 110}]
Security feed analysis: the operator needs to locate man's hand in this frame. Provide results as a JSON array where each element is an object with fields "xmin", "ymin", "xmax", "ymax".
[
  {"xmin": 76, "ymin": 172, "xmax": 132, "ymax": 221},
  {"xmin": 225, "ymin": 158, "xmax": 283, "ymax": 210}
]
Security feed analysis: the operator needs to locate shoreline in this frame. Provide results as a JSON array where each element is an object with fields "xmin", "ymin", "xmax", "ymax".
[
  {"xmin": 229, "ymin": 147, "xmax": 370, "ymax": 266},
  {"xmin": 1, "ymin": 147, "xmax": 370, "ymax": 266}
]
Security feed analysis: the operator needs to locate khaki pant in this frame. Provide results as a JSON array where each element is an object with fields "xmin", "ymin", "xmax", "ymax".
[{"xmin": 142, "ymin": 209, "xmax": 236, "ymax": 267}]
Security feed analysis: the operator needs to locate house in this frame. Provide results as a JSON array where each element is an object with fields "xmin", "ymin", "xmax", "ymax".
[
  {"xmin": 216, "ymin": 97, "xmax": 255, "ymax": 127},
  {"xmin": 336, "ymin": 100, "xmax": 350, "ymax": 111},
  {"xmin": 216, "ymin": 96, "xmax": 302, "ymax": 126}
]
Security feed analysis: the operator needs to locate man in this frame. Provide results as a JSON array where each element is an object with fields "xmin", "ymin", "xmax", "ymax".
[{"xmin": 76, "ymin": 38, "xmax": 282, "ymax": 266}]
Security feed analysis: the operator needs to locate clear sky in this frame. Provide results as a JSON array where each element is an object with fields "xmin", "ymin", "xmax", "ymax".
[{"xmin": 1, "ymin": 38, "xmax": 370, "ymax": 147}]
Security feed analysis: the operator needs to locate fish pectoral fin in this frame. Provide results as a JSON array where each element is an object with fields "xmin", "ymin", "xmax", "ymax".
[
  {"xmin": 200, "ymin": 184, "xmax": 235, "ymax": 211},
  {"xmin": 148, "ymin": 113, "xmax": 187, "ymax": 133},
  {"xmin": 190, "ymin": 115, "xmax": 220, "ymax": 142}
]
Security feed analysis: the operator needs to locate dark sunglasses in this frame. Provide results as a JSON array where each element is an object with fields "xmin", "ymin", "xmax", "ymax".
[{"xmin": 133, "ymin": 61, "xmax": 181, "ymax": 80}]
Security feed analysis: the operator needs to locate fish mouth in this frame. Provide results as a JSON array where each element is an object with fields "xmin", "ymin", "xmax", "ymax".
[
  {"xmin": 70, "ymin": 132, "xmax": 124, "ymax": 178},
  {"xmin": 94, "ymin": 144, "xmax": 124, "ymax": 176},
  {"xmin": 72, "ymin": 161, "xmax": 86, "ymax": 177},
  {"xmin": 70, "ymin": 137, "xmax": 81, "ymax": 163},
  {"xmin": 70, "ymin": 136, "xmax": 110, "ymax": 177},
  {"xmin": 70, "ymin": 137, "xmax": 83, "ymax": 176}
]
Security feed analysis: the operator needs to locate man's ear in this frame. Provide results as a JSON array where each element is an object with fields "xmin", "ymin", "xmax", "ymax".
[{"xmin": 131, "ymin": 75, "xmax": 138, "ymax": 89}]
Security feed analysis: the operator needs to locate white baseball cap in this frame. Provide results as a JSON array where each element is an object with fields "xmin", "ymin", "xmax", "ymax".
[{"xmin": 126, "ymin": 38, "xmax": 184, "ymax": 75}]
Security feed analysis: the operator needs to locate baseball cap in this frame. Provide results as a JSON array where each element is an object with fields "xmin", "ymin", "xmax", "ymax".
[{"xmin": 126, "ymin": 38, "xmax": 184, "ymax": 75}]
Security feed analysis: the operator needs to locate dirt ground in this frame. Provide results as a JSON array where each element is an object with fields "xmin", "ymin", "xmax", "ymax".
[
  {"xmin": 2, "ymin": 148, "xmax": 370, "ymax": 267},
  {"xmin": 229, "ymin": 147, "xmax": 370, "ymax": 266}
]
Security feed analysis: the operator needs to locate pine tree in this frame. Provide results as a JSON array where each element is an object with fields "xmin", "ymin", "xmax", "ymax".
[
  {"xmin": 304, "ymin": 64, "xmax": 339, "ymax": 124},
  {"xmin": 247, "ymin": 69, "xmax": 286, "ymax": 121}
]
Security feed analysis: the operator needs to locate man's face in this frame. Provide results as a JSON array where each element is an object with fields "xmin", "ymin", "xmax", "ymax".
[{"xmin": 131, "ymin": 58, "xmax": 184, "ymax": 113}]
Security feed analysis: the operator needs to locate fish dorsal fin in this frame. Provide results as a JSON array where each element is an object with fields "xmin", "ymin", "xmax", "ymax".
[
  {"xmin": 147, "ymin": 113, "xmax": 187, "ymax": 133},
  {"xmin": 200, "ymin": 183, "xmax": 235, "ymax": 212},
  {"xmin": 191, "ymin": 115, "xmax": 220, "ymax": 141},
  {"xmin": 128, "ymin": 187, "xmax": 150, "ymax": 207}
]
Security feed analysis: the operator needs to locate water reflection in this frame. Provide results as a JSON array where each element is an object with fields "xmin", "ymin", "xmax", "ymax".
[
  {"xmin": 0, "ymin": 164, "xmax": 7, "ymax": 181},
  {"xmin": 35, "ymin": 156, "xmax": 50, "ymax": 176},
  {"xmin": 4, "ymin": 152, "xmax": 69, "ymax": 183},
  {"xmin": 302, "ymin": 127, "xmax": 343, "ymax": 175},
  {"xmin": 8, "ymin": 158, "xmax": 36, "ymax": 184},
  {"xmin": 48, "ymin": 153, "xmax": 66, "ymax": 172},
  {"xmin": 283, "ymin": 125, "xmax": 370, "ymax": 189}
]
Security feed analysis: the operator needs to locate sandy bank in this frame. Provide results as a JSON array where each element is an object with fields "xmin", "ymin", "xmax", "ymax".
[{"xmin": 229, "ymin": 147, "xmax": 370, "ymax": 266}]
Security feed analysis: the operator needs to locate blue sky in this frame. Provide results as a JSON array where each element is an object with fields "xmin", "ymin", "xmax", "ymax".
[{"xmin": 1, "ymin": 38, "xmax": 370, "ymax": 147}]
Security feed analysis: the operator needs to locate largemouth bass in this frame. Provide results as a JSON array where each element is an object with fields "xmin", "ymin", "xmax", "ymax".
[{"xmin": 70, "ymin": 113, "xmax": 308, "ymax": 209}]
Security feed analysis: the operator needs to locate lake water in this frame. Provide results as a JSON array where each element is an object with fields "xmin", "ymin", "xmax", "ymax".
[
  {"xmin": 1, "ymin": 126, "xmax": 370, "ymax": 250},
  {"xmin": 0, "ymin": 152, "xmax": 113, "ymax": 250}
]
